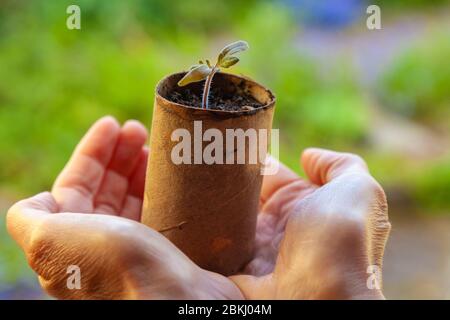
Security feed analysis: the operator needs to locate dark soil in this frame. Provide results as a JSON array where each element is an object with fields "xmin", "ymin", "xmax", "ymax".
[{"xmin": 168, "ymin": 85, "xmax": 263, "ymax": 112}]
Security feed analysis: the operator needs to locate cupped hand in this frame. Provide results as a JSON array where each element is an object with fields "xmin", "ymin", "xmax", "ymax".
[
  {"xmin": 232, "ymin": 150, "xmax": 391, "ymax": 299},
  {"xmin": 7, "ymin": 117, "xmax": 390, "ymax": 300},
  {"xmin": 7, "ymin": 116, "xmax": 241, "ymax": 299}
]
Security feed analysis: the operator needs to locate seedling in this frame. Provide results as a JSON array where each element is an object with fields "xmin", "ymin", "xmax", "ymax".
[{"xmin": 177, "ymin": 40, "xmax": 249, "ymax": 110}]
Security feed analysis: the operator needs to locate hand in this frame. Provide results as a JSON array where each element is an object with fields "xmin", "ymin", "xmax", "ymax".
[
  {"xmin": 7, "ymin": 117, "xmax": 391, "ymax": 299},
  {"xmin": 232, "ymin": 150, "xmax": 391, "ymax": 299},
  {"xmin": 6, "ymin": 116, "xmax": 241, "ymax": 299}
]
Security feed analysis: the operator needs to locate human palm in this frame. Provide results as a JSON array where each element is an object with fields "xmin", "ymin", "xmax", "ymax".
[{"xmin": 7, "ymin": 117, "xmax": 390, "ymax": 299}]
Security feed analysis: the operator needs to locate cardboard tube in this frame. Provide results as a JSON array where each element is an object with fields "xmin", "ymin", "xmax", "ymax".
[{"xmin": 142, "ymin": 72, "xmax": 275, "ymax": 275}]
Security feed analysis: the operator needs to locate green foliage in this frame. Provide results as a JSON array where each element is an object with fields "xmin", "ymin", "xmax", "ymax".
[
  {"xmin": 377, "ymin": 31, "xmax": 450, "ymax": 126},
  {"xmin": 412, "ymin": 160, "xmax": 450, "ymax": 212},
  {"xmin": 300, "ymin": 90, "xmax": 369, "ymax": 146},
  {"xmin": 0, "ymin": 2, "xmax": 190, "ymax": 196},
  {"xmin": 373, "ymin": 0, "xmax": 449, "ymax": 10}
]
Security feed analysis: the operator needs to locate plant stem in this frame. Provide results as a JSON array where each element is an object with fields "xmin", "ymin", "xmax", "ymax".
[{"xmin": 202, "ymin": 65, "xmax": 218, "ymax": 109}]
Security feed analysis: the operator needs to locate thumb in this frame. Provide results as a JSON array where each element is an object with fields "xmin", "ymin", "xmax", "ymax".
[
  {"xmin": 301, "ymin": 148, "xmax": 369, "ymax": 185},
  {"xmin": 6, "ymin": 192, "xmax": 58, "ymax": 251},
  {"xmin": 300, "ymin": 148, "xmax": 390, "ymax": 270}
]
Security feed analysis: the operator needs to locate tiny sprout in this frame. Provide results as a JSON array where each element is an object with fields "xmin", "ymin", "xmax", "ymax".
[{"xmin": 177, "ymin": 40, "xmax": 249, "ymax": 109}]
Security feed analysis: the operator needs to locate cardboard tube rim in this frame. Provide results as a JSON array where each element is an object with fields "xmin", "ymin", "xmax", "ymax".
[{"xmin": 155, "ymin": 71, "xmax": 276, "ymax": 118}]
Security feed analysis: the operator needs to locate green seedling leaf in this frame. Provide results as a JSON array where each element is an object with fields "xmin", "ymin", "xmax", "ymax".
[
  {"xmin": 220, "ymin": 56, "xmax": 239, "ymax": 68},
  {"xmin": 189, "ymin": 64, "xmax": 202, "ymax": 70},
  {"xmin": 217, "ymin": 40, "xmax": 249, "ymax": 64},
  {"xmin": 177, "ymin": 40, "xmax": 249, "ymax": 109},
  {"xmin": 178, "ymin": 64, "xmax": 212, "ymax": 86}
]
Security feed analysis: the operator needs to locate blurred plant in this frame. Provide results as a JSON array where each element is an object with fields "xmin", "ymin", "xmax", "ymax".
[
  {"xmin": 412, "ymin": 159, "xmax": 450, "ymax": 212},
  {"xmin": 177, "ymin": 40, "xmax": 249, "ymax": 109},
  {"xmin": 373, "ymin": 0, "xmax": 449, "ymax": 10},
  {"xmin": 377, "ymin": 31, "xmax": 450, "ymax": 126}
]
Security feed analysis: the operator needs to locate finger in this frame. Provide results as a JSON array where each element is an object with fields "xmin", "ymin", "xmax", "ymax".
[
  {"xmin": 94, "ymin": 121, "xmax": 148, "ymax": 214},
  {"xmin": 120, "ymin": 147, "xmax": 149, "ymax": 221},
  {"xmin": 6, "ymin": 192, "xmax": 57, "ymax": 251},
  {"xmin": 52, "ymin": 116, "xmax": 121, "ymax": 212},
  {"xmin": 301, "ymin": 148, "xmax": 369, "ymax": 185},
  {"xmin": 260, "ymin": 156, "xmax": 299, "ymax": 205},
  {"xmin": 106, "ymin": 120, "xmax": 148, "ymax": 177},
  {"xmin": 128, "ymin": 146, "xmax": 149, "ymax": 199}
]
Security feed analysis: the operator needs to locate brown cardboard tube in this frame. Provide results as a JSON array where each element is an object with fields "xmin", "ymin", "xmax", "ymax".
[{"xmin": 142, "ymin": 72, "xmax": 275, "ymax": 275}]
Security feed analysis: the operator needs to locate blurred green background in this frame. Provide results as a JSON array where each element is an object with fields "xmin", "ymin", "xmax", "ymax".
[{"xmin": 0, "ymin": 0, "xmax": 449, "ymax": 299}]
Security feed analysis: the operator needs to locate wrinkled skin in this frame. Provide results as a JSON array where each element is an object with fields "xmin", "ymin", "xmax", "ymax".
[{"xmin": 7, "ymin": 116, "xmax": 391, "ymax": 299}]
